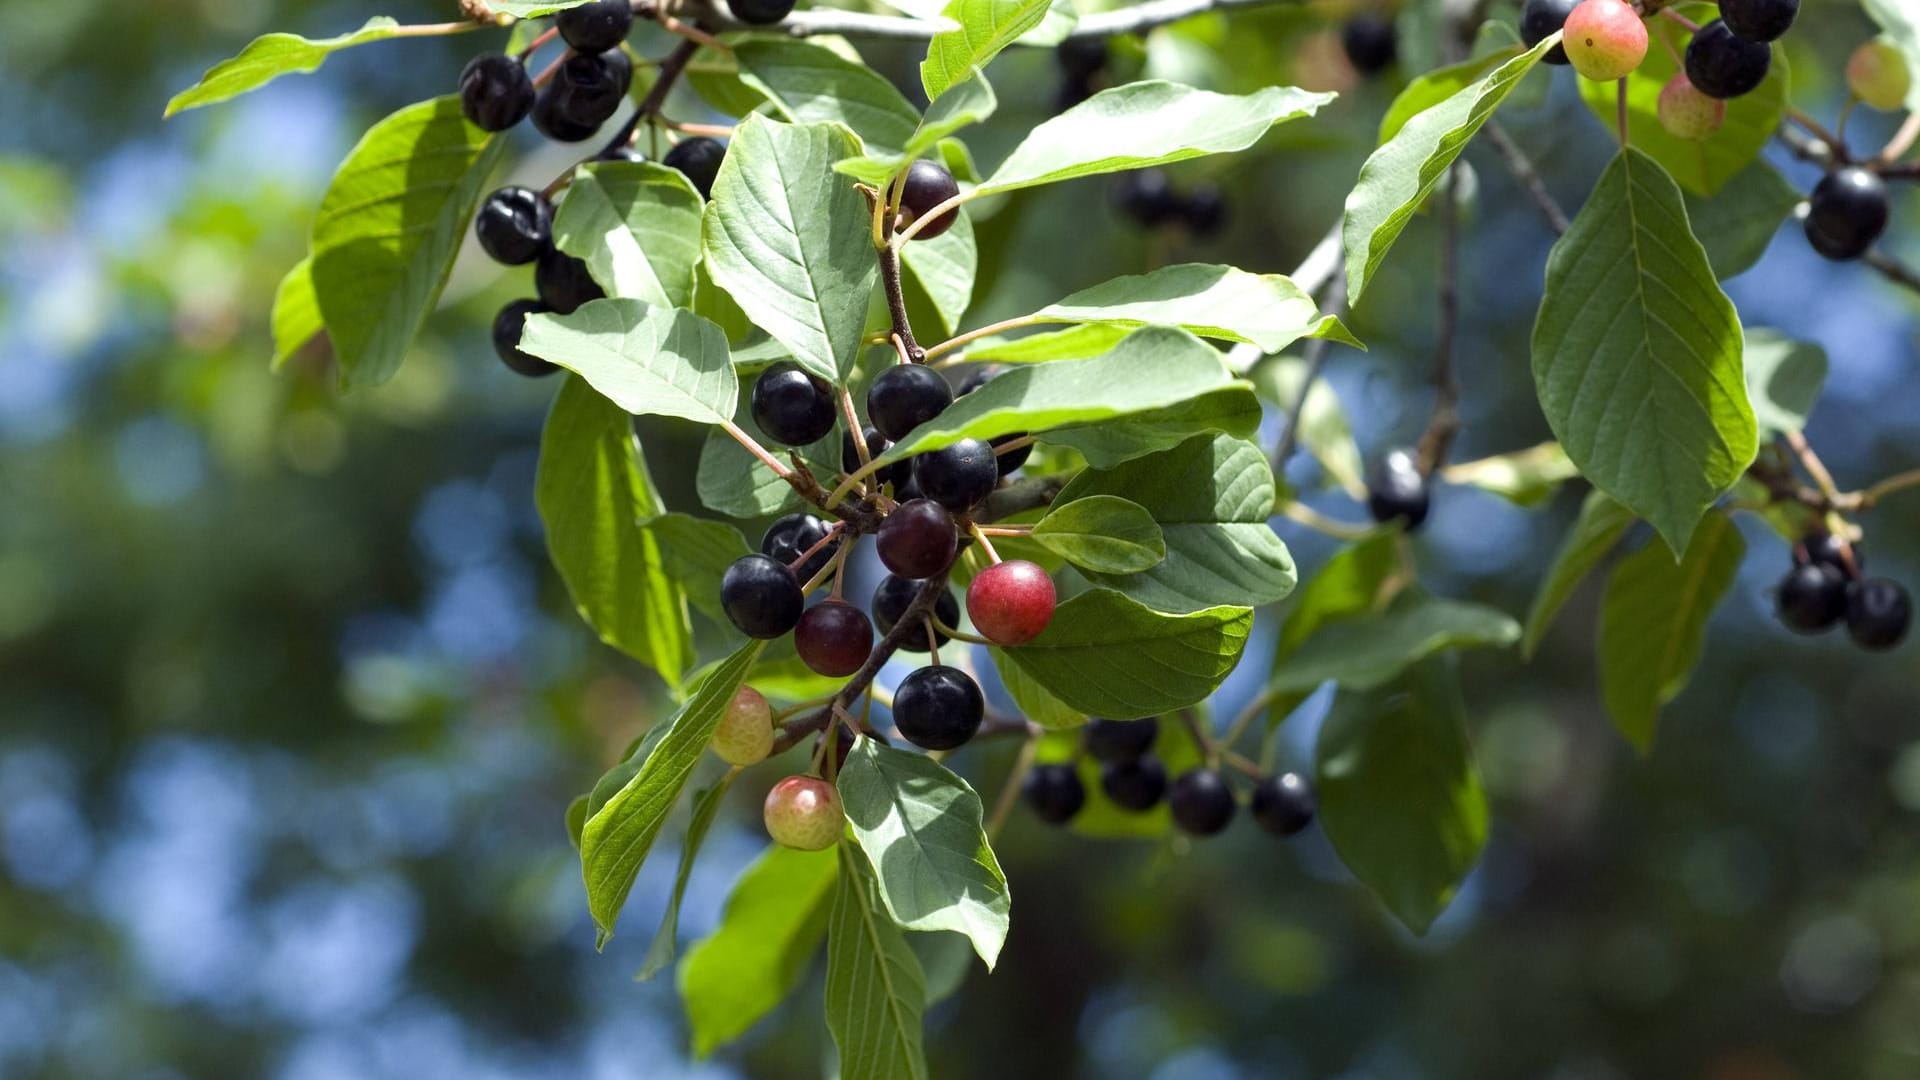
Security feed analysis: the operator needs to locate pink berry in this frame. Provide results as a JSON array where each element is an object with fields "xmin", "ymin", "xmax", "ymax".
[
  {"xmin": 1849, "ymin": 39, "xmax": 1911, "ymax": 111},
  {"xmin": 965, "ymin": 560, "xmax": 1057, "ymax": 646},
  {"xmin": 712, "ymin": 685, "xmax": 773, "ymax": 766},
  {"xmin": 1562, "ymin": 0, "xmax": 1647, "ymax": 82},
  {"xmin": 763, "ymin": 775, "xmax": 844, "ymax": 851},
  {"xmin": 1657, "ymin": 74, "xmax": 1725, "ymax": 140}
]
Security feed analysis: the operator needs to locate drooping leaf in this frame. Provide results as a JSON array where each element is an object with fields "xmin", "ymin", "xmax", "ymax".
[
  {"xmin": 1598, "ymin": 509, "xmax": 1743, "ymax": 752},
  {"xmin": 1316, "ymin": 657, "xmax": 1489, "ymax": 934},
  {"xmin": 551, "ymin": 161, "xmax": 704, "ymax": 309},
  {"xmin": 921, "ymin": 0, "xmax": 1052, "ymax": 103},
  {"xmin": 648, "ymin": 512, "xmax": 753, "ymax": 625},
  {"xmin": 1743, "ymin": 327, "xmax": 1828, "ymax": 436},
  {"xmin": 1684, "ymin": 159, "xmax": 1800, "ymax": 280},
  {"xmin": 826, "ymin": 845, "xmax": 930, "ymax": 1080},
  {"xmin": 1032, "ymin": 495, "xmax": 1166, "ymax": 574},
  {"xmin": 696, "ymin": 389, "xmax": 809, "ymax": 518},
  {"xmin": 1001, "ymin": 589, "xmax": 1253, "ymax": 717},
  {"xmin": 838, "ymin": 741, "xmax": 1011, "ymax": 968},
  {"xmin": 165, "ymin": 17, "xmax": 407, "ymax": 117},
  {"xmin": 702, "ymin": 116, "xmax": 879, "ymax": 382},
  {"xmin": 910, "ymin": 931, "xmax": 976, "ymax": 1006},
  {"xmin": 521, "ymin": 300, "xmax": 738, "ymax": 425},
  {"xmin": 309, "ymin": 96, "xmax": 504, "ymax": 386},
  {"xmin": 1268, "ymin": 590, "xmax": 1519, "ymax": 697},
  {"xmin": 1030, "ymin": 263, "xmax": 1353, "ymax": 352},
  {"xmin": 579, "ymin": 639, "xmax": 766, "ymax": 945},
  {"xmin": 1439, "ymin": 442, "xmax": 1579, "ymax": 507},
  {"xmin": 734, "ymin": 39, "xmax": 921, "ymax": 157},
  {"xmin": 1522, "ymin": 490, "xmax": 1636, "ymax": 658},
  {"xmin": 1377, "ymin": 46, "xmax": 1518, "ymax": 144},
  {"xmin": 638, "ymin": 772, "xmax": 735, "ymax": 981},
  {"xmin": 269, "ymin": 256, "xmax": 321, "ymax": 369},
  {"xmin": 680, "ymin": 845, "xmax": 838, "ymax": 1058},
  {"xmin": 1343, "ymin": 37, "xmax": 1555, "ymax": 302},
  {"xmin": 1531, "ymin": 148, "xmax": 1755, "ymax": 556}
]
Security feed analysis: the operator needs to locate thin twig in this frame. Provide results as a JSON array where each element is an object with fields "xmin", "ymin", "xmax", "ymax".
[
  {"xmin": 1269, "ymin": 273, "xmax": 1345, "ymax": 473},
  {"xmin": 876, "ymin": 246, "xmax": 925, "ymax": 362},
  {"xmin": 1416, "ymin": 162, "xmax": 1463, "ymax": 474},
  {"xmin": 770, "ymin": 574, "xmax": 953, "ymax": 755},
  {"xmin": 1484, "ymin": 123, "xmax": 1570, "ymax": 234},
  {"xmin": 985, "ymin": 735, "xmax": 1041, "ymax": 839}
]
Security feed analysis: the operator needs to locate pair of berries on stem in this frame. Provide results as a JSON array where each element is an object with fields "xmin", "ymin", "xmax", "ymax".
[
  {"xmin": 1775, "ymin": 532, "xmax": 1911, "ymax": 650},
  {"xmin": 709, "ymin": 686, "xmax": 847, "ymax": 851}
]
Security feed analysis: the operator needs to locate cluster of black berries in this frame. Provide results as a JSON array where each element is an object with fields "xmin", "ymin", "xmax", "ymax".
[
  {"xmin": 1111, "ymin": 169, "xmax": 1227, "ymax": 237},
  {"xmin": 1365, "ymin": 446, "xmax": 1432, "ymax": 532},
  {"xmin": 1775, "ymin": 532, "xmax": 1911, "ymax": 649},
  {"xmin": 1341, "ymin": 14, "xmax": 1398, "ymax": 76},
  {"xmin": 1023, "ymin": 718, "xmax": 1319, "ymax": 839}
]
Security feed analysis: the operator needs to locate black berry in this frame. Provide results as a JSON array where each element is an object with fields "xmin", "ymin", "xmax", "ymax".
[
  {"xmin": 991, "ymin": 435, "xmax": 1033, "ymax": 478},
  {"xmin": 893, "ymin": 665, "xmax": 985, "ymax": 751},
  {"xmin": 550, "ymin": 49, "xmax": 632, "ymax": 129},
  {"xmin": 720, "ymin": 554, "xmax": 805, "ymax": 639},
  {"xmin": 492, "ymin": 299, "xmax": 556, "ymax": 377},
  {"xmin": 867, "ymin": 363, "xmax": 953, "ymax": 441},
  {"xmin": 871, "ymin": 575, "xmax": 960, "ymax": 652},
  {"xmin": 1168, "ymin": 768, "xmax": 1236, "ymax": 836},
  {"xmin": 913, "ymin": 438, "xmax": 999, "ymax": 511},
  {"xmin": 876, "ymin": 498, "xmax": 958, "ymax": 579},
  {"xmin": 795, "ymin": 600, "xmax": 873, "ymax": 677},
  {"xmin": 1846, "ymin": 578, "xmax": 1911, "ymax": 651},
  {"xmin": 1804, "ymin": 167, "xmax": 1889, "ymax": 261},
  {"xmin": 532, "ymin": 87, "xmax": 599, "ymax": 142},
  {"xmin": 1023, "ymin": 764, "xmax": 1087, "ymax": 825},
  {"xmin": 1776, "ymin": 563, "xmax": 1847, "ymax": 634},
  {"xmin": 1342, "ymin": 15, "xmax": 1398, "ymax": 74},
  {"xmin": 751, "ymin": 362, "xmax": 837, "ymax": 446},
  {"xmin": 535, "ymin": 249, "xmax": 605, "ymax": 314},
  {"xmin": 664, "ymin": 137, "xmax": 727, "ymax": 200},
  {"xmin": 1182, "ymin": 182, "xmax": 1226, "ymax": 237},
  {"xmin": 1685, "ymin": 20, "xmax": 1771, "ymax": 99},
  {"xmin": 1100, "ymin": 757, "xmax": 1168, "ymax": 812},
  {"xmin": 899, "ymin": 160, "xmax": 961, "ymax": 240},
  {"xmin": 730, "ymin": 0, "xmax": 798, "ymax": 24},
  {"xmin": 1084, "ymin": 717, "xmax": 1157, "ymax": 763},
  {"xmin": 459, "ymin": 54, "xmax": 535, "ymax": 131},
  {"xmin": 1250, "ymin": 773, "xmax": 1316, "ymax": 836},
  {"xmin": 843, "ymin": 426, "xmax": 909, "ymax": 487},
  {"xmin": 761, "ymin": 512, "xmax": 838, "ymax": 584},
  {"xmin": 1805, "ymin": 532, "xmax": 1863, "ymax": 578},
  {"xmin": 1366, "ymin": 447, "xmax": 1431, "ymax": 531},
  {"xmin": 556, "ymin": 0, "xmax": 634, "ymax": 53},
  {"xmin": 474, "ymin": 186, "xmax": 553, "ymax": 266},
  {"xmin": 1719, "ymin": 0, "xmax": 1796, "ymax": 43},
  {"xmin": 1521, "ymin": 0, "xmax": 1577, "ymax": 64},
  {"xmin": 1114, "ymin": 169, "xmax": 1182, "ymax": 228}
]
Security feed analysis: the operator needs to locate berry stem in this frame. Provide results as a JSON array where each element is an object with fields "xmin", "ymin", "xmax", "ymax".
[
  {"xmin": 876, "ymin": 245, "xmax": 926, "ymax": 362},
  {"xmin": 786, "ymin": 522, "xmax": 846, "ymax": 575},
  {"xmin": 1272, "ymin": 499, "xmax": 1373, "ymax": 540},
  {"xmin": 969, "ymin": 524, "xmax": 1003, "ymax": 565},
  {"xmin": 930, "ymin": 618, "xmax": 994, "ymax": 646},
  {"xmin": 663, "ymin": 119, "xmax": 735, "ymax": 138},
  {"xmin": 838, "ymin": 387, "xmax": 871, "ymax": 472},
  {"xmin": 517, "ymin": 25, "xmax": 559, "ymax": 61},
  {"xmin": 984, "ymin": 733, "xmax": 1041, "ymax": 840},
  {"xmin": 769, "ymin": 572, "xmax": 954, "ymax": 755},
  {"xmin": 992, "ymin": 434, "xmax": 1037, "ymax": 456},
  {"xmin": 1615, "ymin": 78, "xmax": 1630, "ymax": 148},
  {"xmin": 1857, "ymin": 467, "xmax": 1920, "ymax": 508},
  {"xmin": 1874, "ymin": 111, "xmax": 1920, "ymax": 164},
  {"xmin": 1218, "ymin": 688, "xmax": 1276, "ymax": 754},
  {"xmin": 891, "ymin": 190, "xmax": 973, "ymax": 246},
  {"xmin": 828, "ymin": 539, "xmax": 851, "ymax": 600},
  {"xmin": 1415, "ymin": 161, "xmax": 1462, "ymax": 475},
  {"xmin": 972, "ymin": 524, "xmax": 1034, "ymax": 537},
  {"xmin": 922, "ymin": 315, "xmax": 1045, "ymax": 362},
  {"xmin": 1786, "ymin": 108, "xmax": 1850, "ymax": 163},
  {"xmin": 390, "ymin": 20, "xmax": 490, "ymax": 38},
  {"xmin": 1784, "ymin": 430, "xmax": 1843, "ymax": 505},
  {"xmin": 718, "ymin": 419, "xmax": 795, "ymax": 480},
  {"xmin": 1655, "ymin": 7, "xmax": 1699, "ymax": 31},
  {"xmin": 1179, "ymin": 708, "xmax": 1220, "ymax": 769},
  {"xmin": 656, "ymin": 11, "xmax": 730, "ymax": 50}
]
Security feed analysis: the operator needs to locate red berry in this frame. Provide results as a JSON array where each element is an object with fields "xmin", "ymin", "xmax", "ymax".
[
  {"xmin": 794, "ymin": 601, "xmax": 873, "ymax": 677},
  {"xmin": 764, "ymin": 776, "xmax": 843, "ymax": 851},
  {"xmin": 1562, "ymin": 0, "xmax": 1647, "ymax": 82},
  {"xmin": 966, "ymin": 560, "xmax": 1057, "ymax": 645}
]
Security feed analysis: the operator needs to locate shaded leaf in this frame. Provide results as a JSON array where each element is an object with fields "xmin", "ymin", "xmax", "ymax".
[
  {"xmin": 1033, "ymin": 263, "xmax": 1353, "ymax": 352},
  {"xmin": 1684, "ymin": 159, "xmax": 1800, "ymax": 279},
  {"xmin": 1522, "ymin": 490, "xmax": 1636, "ymax": 658},
  {"xmin": 680, "ymin": 845, "xmax": 838, "ymax": 1057},
  {"xmin": 734, "ymin": 38, "xmax": 921, "ymax": 156},
  {"xmin": 1744, "ymin": 327, "xmax": 1827, "ymax": 436},
  {"xmin": 1033, "ymin": 494, "xmax": 1166, "ymax": 573},
  {"xmin": 270, "ymin": 256, "xmax": 320, "ymax": 370},
  {"xmin": 551, "ymin": 161, "xmax": 704, "ymax": 308},
  {"xmin": 638, "ymin": 773, "xmax": 735, "ymax": 981},
  {"xmin": 1001, "ymin": 589, "xmax": 1253, "ymax": 718},
  {"xmin": 1440, "ymin": 442, "xmax": 1579, "ymax": 507},
  {"xmin": 826, "ymin": 845, "xmax": 930, "ymax": 1080},
  {"xmin": 1269, "ymin": 590, "xmax": 1519, "ymax": 697}
]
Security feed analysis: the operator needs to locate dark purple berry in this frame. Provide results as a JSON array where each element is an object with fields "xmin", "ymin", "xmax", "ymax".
[
  {"xmin": 1100, "ymin": 756, "xmax": 1167, "ymax": 811},
  {"xmin": 1846, "ymin": 578, "xmax": 1911, "ymax": 651},
  {"xmin": 876, "ymin": 498, "xmax": 958, "ymax": 579},
  {"xmin": 795, "ymin": 601, "xmax": 873, "ymax": 677},
  {"xmin": 1342, "ymin": 15, "xmax": 1398, "ymax": 74},
  {"xmin": 1168, "ymin": 768, "xmax": 1236, "ymax": 836},
  {"xmin": 1250, "ymin": 773, "xmax": 1316, "ymax": 836},
  {"xmin": 1776, "ymin": 563, "xmax": 1847, "ymax": 634},
  {"xmin": 1023, "ymin": 764, "xmax": 1087, "ymax": 824},
  {"xmin": 1685, "ymin": 20, "xmax": 1771, "ymax": 99},
  {"xmin": 1521, "ymin": 0, "xmax": 1577, "ymax": 64},
  {"xmin": 492, "ymin": 300, "xmax": 556, "ymax": 377},
  {"xmin": 1056, "ymin": 37, "xmax": 1108, "ymax": 80},
  {"xmin": 751, "ymin": 362, "xmax": 836, "ymax": 447},
  {"xmin": 1805, "ymin": 532, "xmax": 1862, "ymax": 578},
  {"xmin": 1366, "ymin": 447, "xmax": 1430, "ymax": 531},
  {"xmin": 535, "ymin": 249, "xmax": 605, "ymax": 314},
  {"xmin": 1182, "ymin": 182, "xmax": 1227, "ymax": 237},
  {"xmin": 871, "ymin": 575, "xmax": 959, "ymax": 653},
  {"xmin": 720, "ymin": 554, "xmax": 805, "ymax": 639},
  {"xmin": 867, "ymin": 363, "xmax": 953, "ymax": 441},
  {"xmin": 550, "ymin": 49, "xmax": 632, "ymax": 129},
  {"xmin": 1113, "ymin": 169, "xmax": 1182, "ymax": 228},
  {"xmin": 1719, "ymin": 0, "xmax": 1796, "ymax": 43},
  {"xmin": 760, "ymin": 513, "xmax": 838, "ymax": 584},
  {"xmin": 899, "ymin": 161, "xmax": 961, "ymax": 240},
  {"xmin": 893, "ymin": 665, "xmax": 984, "ymax": 751},
  {"xmin": 459, "ymin": 54, "xmax": 535, "ymax": 131},
  {"xmin": 1084, "ymin": 717, "xmax": 1156, "ymax": 763},
  {"xmin": 556, "ymin": 0, "xmax": 634, "ymax": 53},
  {"xmin": 532, "ymin": 87, "xmax": 599, "ymax": 142},
  {"xmin": 913, "ymin": 438, "xmax": 999, "ymax": 511},
  {"xmin": 730, "ymin": 0, "xmax": 798, "ymax": 25},
  {"xmin": 1804, "ymin": 167, "xmax": 1889, "ymax": 261},
  {"xmin": 664, "ymin": 137, "xmax": 727, "ymax": 200},
  {"xmin": 475, "ymin": 186, "xmax": 553, "ymax": 266}
]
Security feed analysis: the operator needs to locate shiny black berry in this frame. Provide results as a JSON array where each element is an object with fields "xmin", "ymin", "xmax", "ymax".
[
  {"xmin": 913, "ymin": 438, "xmax": 999, "ymax": 511},
  {"xmin": 459, "ymin": 54, "xmax": 535, "ymax": 131},
  {"xmin": 664, "ymin": 137, "xmax": 727, "ymax": 200},
  {"xmin": 1776, "ymin": 563, "xmax": 1847, "ymax": 634},
  {"xmin": 1250, "ymin": 773, "xmax": 1316, "ymax": 836},
  {"xmin": 867, "ymin": 364, "xmax": 953, "ymax": 441},
  {"xmin": 1846, "ymin": 578, "xmax": 1911, "ymax": 651},
  {"xmin": 751, "ymin": 362, "xmax": 836, "ymax": 446},
  {"xmin": 535, "ymin": 249, "xmax": 605, "ymax": 315},
  {"xmin": 551, "ymin": 49, "xmax": 632, "ymax": 129},
  {"xmin": 761, "ymin": 512, "xmax": 839, "ymax": 584},
  {"xmin": 491, "ymin": 300, "xmax": 556, "ymax": 377},
  {"xmin": 1521, "ymin": 0, "xmax": 1577, "ymax": 64},
  {"xmin": 1719, "ymin": 0, "xmax": 1796, "ymax": 43},
  {"xmin": 871, "ymin": 575, "xmax": 959, "ymax": 652},
  {"xmin": 893, "ymin": 665, "xmax": 984, "ymax": 751},
  {"xmin": 1114, "ymin": 169, "xmax": 1182, "ymax": 228},
  {"xmin": 474, "ymin": 186, "xmax": 553, "ymax": 266},
  {"xmin": 876, "ymin": 498, "xmax": 958, "ymax": 579},
  {"xmin": 1023, "ymin": 764, "xmax": 1087, "ymax": 825},
  {"xmin": 1366, "ymin": 447, "xmax": 1431, "ymax": 531},
  {"xmin": 1685, "ymin": 20, "xmax": 1771, "ymax": 99},
  {"xmin": 1182, "ymin": 183, "xmax": 1226, "ymax": 237},
  {"xmin": 1084, "ymin": 717, "xmax": 1156, "ymax": 763},
  {"xmin": 720, "ymin": 554, "xmax": 805, "ymax": 639},
  {"xmin": 1100, "ymin": 756, "xmax": 1168, "ymax": 812},
  {"xmin": 1168, "ymin": 768, "xmax": 1236, "ymax": 836},
  {"xmin": 1342, "ymin": 15, "xmax": 1398, "ymax": 74},
  {"xmin": 730, "ymin": 0, "xmax": 798, "ymax": 24},
  {"xmin": 532, "ymin": 87, "xmax": 599, "ymax": 142},
  {"xmin": 899, "ymin": 160, "xmax": 961, "ymax": 240},
  {"xmin": 556, "ymin": 0, "xmax": 634, "ymax": 53},
  {"xmin": 1805, "ymin": 532, "xmax": 1862, "ymax": 578},
  {"xmin": 1804, "ymin": 167, "xmax": 1889, "ymax": 261}
]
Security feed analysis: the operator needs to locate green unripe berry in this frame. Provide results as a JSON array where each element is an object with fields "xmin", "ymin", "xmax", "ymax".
[
  {"xmin": 1657, "ymin": 74, "xmax": 1725, "ymax": 140},
  {"xmin": 763, "ymin": 775, "xmax": 844, "ymax": 851},
  {"xmin": 1562, "ymin": 0, "xmax": 1648, "ymax": 82},
  {"xmin": 713, "ymin": 685, "xmax": 774, "ymax": 766},
  {"xmin": 1848, "ymin": 39, "xmax": 1911, "ymax": 111}
]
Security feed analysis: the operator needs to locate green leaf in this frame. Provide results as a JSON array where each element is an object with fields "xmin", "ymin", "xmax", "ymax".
[
  {"xmin": 1685, "ymin": 160, "xmax": 1800, "ymax": 280},
  {"xmin": 1269, "ymin": 590, "xmax": 1519, "ymax": 697},
  {"xmin": 580, "ymin": 639, "xmax": 766, "ymax": 945},
  {"xmin": 1251, "ymin": 356, "xmax": 1365, "ymax": 498},
  {"xmin": 1001, "ymin": 589, "xmax": 1253, "ymax": 717},
  {"xmin": 702, "ymin": 116, "xmax": 879, "ymax": 382},
  {"xmin": 961, "ymin": 323, "xmax": 1132, "ymax": 364},
  {"xmin": 1439, "ymin": 442, "xmax": 1579, "ymax": 507},
  {"xmin": 826, "ymin": 845, "xmax": 930, "ymax": 1080},
  {"xmin": 1531, "ymin": 148, "xmax": 1755, "ymax": 556},
  {"xmin": 836, "ymin": 77, "xmax": 999, "ymax": 185},
  {"xmin": 1377, "ymin": 46, "xmax": 1518, "ymax": 144},
  {"xmin": 648, "ymin": 512, "xmax": 753, "ymax": 625},
  {"xmin": 1864, "ymin": 0, "xmax": 1920, "ymax": 112},
  {"xmin": 165, "ymin": 17, "xmax": 406, "ymax": 117},
  {"xmin": 1599, "ymin": 510, "xmax": 1743, "ymax": 752},
  {"xmin": 696, "ymin": 396, "xmax": 804, "ymax": 519},
  {"xmin": 734, "ymin": 39, "xmax": 921, "ymax": 157},
  {"xmin": 1273, "ymin": 532, "xmax": 1400, "ymax": 662},
  {"xmin": 1033, "ymin": 495, "xmax": 1166, "ymax": 574},
  {"xmin": 910, "ymin": 931, "xmax": 975, "ymax": 1006},
  {"xmin": 1043, "ymin": 386, "xmax": 1264, "ymax": 469},
  {"xmin": 551, "ymin": 162, "xmax": 704, "ymax": 309},
  {"xmin": 921, "ymin": 0, "xmax": 1051, "ymax": 103},
  {"xmin": 637, "ymin": 772, "xmax": 734, "ymax": 982},
  {"xmin": 1055, "ymin": 434, "xmax": 1294, "ymax": 613},
  {"xmin": 521, "ymin": 300, "xmax": 738, "ymax": 425},
  {"xmin": 680, "ymin": 845, "xmax": 838, "ymax": 1058},
  {"xmin": 1521, "ymin": 490, "xmax": 1636, "ymax": 658},
  {"xmin": 269, "ymin": 256, "xmax": 320, "ymax": 370},
  {"xmin": 1343, "ymin": 37, "xmax": 1554, "ymax": 302},
  {"xmin": 991, "ymin": 650, "xmax": 1085, "ymax": 728},
  {"xmin": 976, "ymin": 82, "xmax": 1335, "ymax": 197},
  {"xmin": 1316, "ymin": 657, "xmax": 1489, "ymax": 934},
  {"xmin": 838, "ymin": 741, "xmax": 1011, "ymax": 967},
  {"xmin": 309, "ymin": 97, "xmax": 503, "ymax": 386},
  {"xmin": 873, "ymin": 327, "xmax": 1243, "ymax": 464},
  {"xmin": 1743, "ymin": 327, "xmax": 1827, "ymax": 436},
  {"xmin": 901, "ymin": 209, "xmax": 977, "ymax": 336},
  {"xmin": 536, "ymin": 377, "xmax": 694, "ymax": 684},
  {"xmin": 1032, "ymin": 263, "xmax": 1352, "ymax": 353},
  {"xmin": 492, "ymin": 1, "xmax": 593, "ymax": 15},
  {"xmin": 1577, "ymin": 4, "xmax": 1786, "ymax": 197}
]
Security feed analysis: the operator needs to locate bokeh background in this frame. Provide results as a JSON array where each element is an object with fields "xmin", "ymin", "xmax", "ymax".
[{"xmin": 4, "ymin": 0, "xmax": 1920, "ymax": 1077}]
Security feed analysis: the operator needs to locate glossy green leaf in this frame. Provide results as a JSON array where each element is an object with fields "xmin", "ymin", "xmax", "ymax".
[
  {"xmin": 638, "ymin": 772, "xmax": 734, "ymax": 982},
  {"xmin": 961, "ymin": 323, "xmax": 1131, "ymax": 364},
  {"xmin": 1531, "ymin": 148, "xmax": 1755, "ymax": 556},
  {"xmin": 493, "ymin": 1, "xmax": 593, "ymax": 15},
  {"xmin": 1522, "ymin": 490, "xmax": 1636, "ymax": 658},
  {"xmin": 1001, "ymin": 589, "xmax": 1253, "ymax": 718},
  {"xmin": 1033, "ymin": 495, "xmax": 1166, "ymax": 574},
  {"xmin": 309, "ymin": 96, "xmax": 503, "ymax": 386},
  {"xmin": 734, "ymin": 39, "xmax": 921, "ymax": 157},
  {"xmin": 826, "ymin": 845, "xmax": 930, "ymax": 1080},
  {"xmin": 1744, "ymin": 327, "xmax": 1828, "ymax": 436},
  {"xmin": 1032, "ymin": 263, "xmax": 1352, "ymax": 353},
  {"xmin": 521, "ymin": 300, "xmax": 737, "ymax": 425},
  {"xmin": 921, "ymin": 0, "xmax": 1051, "ymax": 103},
  {"xmin": 1272, "ymin": 532, "xmax": 1400, "ymax": 663},
  {"xmin": 165, "ymin": 17, "xmax": 406, "ymax": 116},
  {"xmin": 1269, "ymin": 590, "xmax": 1519, "ymax": 697},
  {"xmin": 680, "ymin": 845, "xmax": 838, "ymax": 1058},
  {"xmin": 1685, "ymin": 159, "xmax": 1800, "ymax": 280},
  {"xmin": 1599, "ymin": 510, "xmax": 1743, "ymax": 752},
  {"xmin": 551, "ymin": 162, "xmax": 704, "ymax": 309},
  {"xmin": 1317, "ymin": 657, "xmax": 1489, "ymax": 934},
  {"xmin": 648, "ymin": 512, "xmax": 753, "ymax": 625},
  {"xmin": 269, "ymin": 256, "xmax": 320, "ymax": 370},
  {"xmin": 1377, "ymin": 46, "xmax": 1518, "ymax": 144}
]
